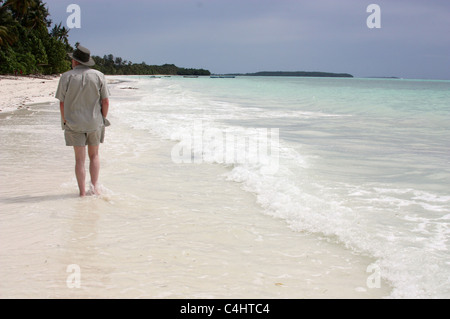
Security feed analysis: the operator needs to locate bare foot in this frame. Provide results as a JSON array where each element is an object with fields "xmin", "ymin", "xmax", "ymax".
[{"xmin": 89, "ymin": 183, "xmax": 101, "ymax": 196}]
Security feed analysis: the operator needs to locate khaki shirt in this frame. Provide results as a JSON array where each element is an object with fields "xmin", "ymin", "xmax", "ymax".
[{"xmin": 55, "ymin": 65, "xmax": 109, "ymax": 132}]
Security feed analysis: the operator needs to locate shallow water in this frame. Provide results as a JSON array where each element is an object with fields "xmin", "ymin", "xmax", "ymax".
[
  {"xmin": 104, "ymin": 75, "xmax": 449, "ymax": 298},
  {"xmin": 0, "ymin": 83, "xmax": 392, "ymax": 298}
]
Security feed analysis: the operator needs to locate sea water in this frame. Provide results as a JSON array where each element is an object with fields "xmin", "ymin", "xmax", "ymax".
[
  {"xmin": 111, "ymin": 75, "xmax": 450, "ymax": 298},
  {"xmin": 0, "ymin": 75, "xmax": 449, "ymax": 298}
]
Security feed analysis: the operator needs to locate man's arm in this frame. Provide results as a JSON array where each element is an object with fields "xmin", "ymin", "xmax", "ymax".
[
  {"xmin": 101, "ymin": 98, "xmax": 109, "ymax": 118},
  {"xmin": 59, "ymin": 101, "xmax": 66, "ymax": 123}
]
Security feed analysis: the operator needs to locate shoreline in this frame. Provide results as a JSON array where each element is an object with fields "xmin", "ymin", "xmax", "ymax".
[
  {"xmin": 0, "ymin": 76, "xmax": 393, "ymax": 298},
  {"xmin": 0, "ymin": 75, "xmax": 61, "ymax": 113},
  {"xmin": 3, "ymin": 73, "xmax": 445, "ymax": 117},
  {"xmin": 0, "ymin": 74, "xmax": 131, "ymax": 113}
]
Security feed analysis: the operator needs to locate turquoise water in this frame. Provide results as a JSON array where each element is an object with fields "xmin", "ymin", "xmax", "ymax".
[{"xmin": 117, "ymin": 76, "xmax": 450, "ymax": 298}]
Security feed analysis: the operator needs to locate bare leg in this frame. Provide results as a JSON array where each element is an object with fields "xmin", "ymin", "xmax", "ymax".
[
  {"xmin": 73, "ymin": 146, "xmax": 86, "ymax": 197},
  {"xmin": 88, "ymin": 145, "xmax": 100, "ymax": 195}
]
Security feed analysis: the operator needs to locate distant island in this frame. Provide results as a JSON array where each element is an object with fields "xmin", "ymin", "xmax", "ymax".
[{"xmin": 226, "ymin": 71, "xmax": 354, "ymax": 78}]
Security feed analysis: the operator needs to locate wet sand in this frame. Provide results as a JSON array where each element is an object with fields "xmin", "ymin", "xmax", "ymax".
[{"xmin": 0, "ymin": 78, "xmax": 392, "ymax": 298}]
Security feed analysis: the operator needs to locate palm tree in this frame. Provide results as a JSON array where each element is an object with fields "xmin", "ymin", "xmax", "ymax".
[
  {"xmin": 25, "ymin": 0, "xmax": 50, "ymax": 30},
  {"xmin": 50, "ymin": 21, "xmax": 73, "ymax": 52},
  {"xmin": 0, "ymin": 25, "xmax": 16, "ymax": 46},
  {"xmin": 4, "ymin": 0, "xmax": 35, "ymax": 20},
  {"xmin": 50, "ymin": 22, "xmax": 69, "ymax": 45},
  {"xmin": 0, "ymin": 0, "xmax": 18, "ymax": 47}
]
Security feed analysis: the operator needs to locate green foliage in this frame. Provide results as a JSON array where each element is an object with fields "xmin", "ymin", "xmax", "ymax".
[
  {"xmin": 92, "ymin": 55, "xmax": 211, "ymax": 76},
  {"xmin": 0, "ymin": 0, "xmax": 71, "ymax": 75},
  {"xmin": 177, "ymin": 67, "xmax": 210, "ymax": 76},
  {"xmin": 45, "ymin": 36, "xmax": 70, "ymax": 74},
  {"xmin": 0, "ymin": 46, "xmax": 24, "ymax": 73},
  {"xmin": 0, "ymin": 1, "xmax": 208, "ymax": 76}
]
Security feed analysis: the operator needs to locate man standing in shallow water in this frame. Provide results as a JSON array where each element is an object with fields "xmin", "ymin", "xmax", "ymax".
[{"xmin": 55, "ymin": 45, "xmax": 110, "ymax": 197}]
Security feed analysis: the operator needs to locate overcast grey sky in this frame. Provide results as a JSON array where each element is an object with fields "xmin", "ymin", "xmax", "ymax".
[{"xmin": 44, "ymin": 0, "xmax": 450, "ymax": 79}]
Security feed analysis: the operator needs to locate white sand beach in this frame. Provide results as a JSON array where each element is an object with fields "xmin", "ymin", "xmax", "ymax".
[
  {"xmin": 0, "ymin": 75, "xmax": 60, "ymax": 112},
  {"xmin": 0, "ymin": 76, "xmax": 393, "ymax": 299}
]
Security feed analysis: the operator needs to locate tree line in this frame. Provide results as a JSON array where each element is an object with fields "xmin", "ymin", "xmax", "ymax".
[
  {"xmin": 0, "ymin": 0, "xmax": 210, "ymax": 76},
  {"xmin": 92, "ymin": 54, "xmax": 210, "ymax": 76},
  {"xmin": 0, "ymin": 0, "xmax": 71, "ymax": 75}
]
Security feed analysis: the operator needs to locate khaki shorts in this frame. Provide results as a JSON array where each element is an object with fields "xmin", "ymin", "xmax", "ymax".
[{"xmin": 65, "ymin": 126, "xmax": 105, "ymax": 146}]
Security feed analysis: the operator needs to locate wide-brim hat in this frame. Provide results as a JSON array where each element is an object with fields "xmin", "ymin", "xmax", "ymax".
[{"xmin": 68, "ymin": 45, "xmax": 95, "ymax": 66}]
